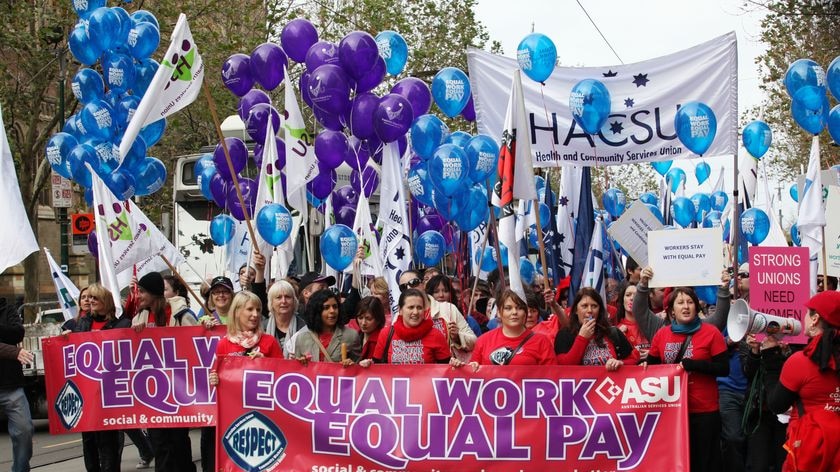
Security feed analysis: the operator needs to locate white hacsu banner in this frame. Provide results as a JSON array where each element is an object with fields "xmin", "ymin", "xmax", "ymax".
[{"xmin": 467, "ymin": 32, "xmax": 738, "ymax": 167}]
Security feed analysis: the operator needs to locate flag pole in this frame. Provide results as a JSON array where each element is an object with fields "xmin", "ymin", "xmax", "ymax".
[
  {"xmin": 160, "ymin": 254, "xmax": 212, "ymax": 316},
  {"xmin": 202, "ymin": 86, "xmax": 260, "ymax": 256},
  {"xmin": 822, "ymin": 226, "xmax": 829, "ymax": 288},
  {"xmin": 466, "ymin": 222, "xmax": 491, "ymax": 320},
  {"xmin": 485, "ymin": 179, "xmax": 507, "ymax": 292},
  {"xmin": 531, "ymin": 198, "xmax": 551, "ymax": 292},
  {"xmin": 732, "ymin": 152, "xmax": 741, "ymax": 299}
]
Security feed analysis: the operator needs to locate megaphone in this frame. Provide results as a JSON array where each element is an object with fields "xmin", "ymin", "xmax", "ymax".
[{"xmin": 727, "ymin": 299, "xmax": 802, "ymax": 342}]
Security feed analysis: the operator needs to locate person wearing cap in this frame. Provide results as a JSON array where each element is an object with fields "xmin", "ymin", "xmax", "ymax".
[
  {"xmin": 736, "ymin": 263, "xmax": 750, "ymax": 301},
  {"xmin": 764, "ymin": 291, "xmax": 840, "ymax": 471},
  {"xmin": 297, "ymin": 272, "xmax": 336, "ymax": 311},
  {"xmin": 202, "ymin": 276, "xmax": 235, "ymax": 326}
]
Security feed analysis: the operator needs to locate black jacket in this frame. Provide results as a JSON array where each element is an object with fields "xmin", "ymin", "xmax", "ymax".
[
  {"xmin": 72, "ymin": 313, "xmax": 131, "ymax": 333},
  {"xmin": 0, "ymin": 303, "xmax": 25, "ymax": 389}
]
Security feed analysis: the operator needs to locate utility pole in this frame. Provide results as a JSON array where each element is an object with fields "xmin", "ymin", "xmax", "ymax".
[{"xmin": 58, "ymin": 48, "xmax": 69, "ymax": 273}]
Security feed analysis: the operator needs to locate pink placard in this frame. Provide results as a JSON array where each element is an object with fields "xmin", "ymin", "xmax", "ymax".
[{"xmin": 748, "ymin": 246, "xmax": 811, "ymax": 344}]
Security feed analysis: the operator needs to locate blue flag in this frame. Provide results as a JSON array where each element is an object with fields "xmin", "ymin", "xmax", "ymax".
[
  {"xmin": 542, "ymin": 174, "xmax": 562, "ymax": 284},
  {"xmin": 569, "ymin": 167, "xmax": 594, "ymax": 305}
]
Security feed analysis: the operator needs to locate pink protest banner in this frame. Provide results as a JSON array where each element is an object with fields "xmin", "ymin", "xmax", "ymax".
[
  {"xmin": 748, "ymin": 246, "xmax": 810, "ymax": 344},
  {"xmin": 43, "ymin": 326, "xmax": 224, "ymax": 434},
  {"xmin": 216, "ymin": 357, "xmax": 689, "ymax": 472}
]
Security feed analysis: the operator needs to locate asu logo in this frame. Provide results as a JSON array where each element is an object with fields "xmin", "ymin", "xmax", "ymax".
[
  {"xmin": 223, "ymin": 411, "xmax": 287, "ymax": 471},
  {"xmin": 55, "ymin": 381, "xmax": 83, "ymax": 430}
]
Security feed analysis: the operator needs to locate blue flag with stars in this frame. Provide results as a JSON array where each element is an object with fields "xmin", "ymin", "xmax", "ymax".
[
  {"xmin": 569, "ymin": 167, "xmax": 594, "ymax": 305},
  {"xmin": 542, "ymin": 174, "xmax": 562, "ymax": 285}
]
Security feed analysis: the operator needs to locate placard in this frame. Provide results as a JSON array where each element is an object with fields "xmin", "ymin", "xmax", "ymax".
[
  {"xmin": 607, "ymin": 201, "xmax": 665, "ymax": 267},
  {"xmin": 749, "ymin": 246, "xmax": 811, "ymax": 344},
  {"xmin": 647, "ymin": 227, "xmax": 724, "ymax": 287}
]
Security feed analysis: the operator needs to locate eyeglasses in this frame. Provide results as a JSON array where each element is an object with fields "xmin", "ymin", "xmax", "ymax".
[
  {"xmin": 738, "ymin": 272, "xmax": 749, "ymax": 278},
  {"xmin": 399, "ymin": 278, "xmax": 422, "ymax": 292}
]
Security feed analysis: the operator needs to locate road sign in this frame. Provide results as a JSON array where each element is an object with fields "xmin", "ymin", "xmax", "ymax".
[{"xmin": 51, "ymin": 173, "xmax": 72, "ymax": 208}]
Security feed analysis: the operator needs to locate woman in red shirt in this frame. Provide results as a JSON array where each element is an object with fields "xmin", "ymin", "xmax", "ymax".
[
  {"xmin": 360, "ymin": 288, "xmax": 450, "ymax": 366},
  {"xmin": 213, "ymin": 291, "xmax": 283, "ymax": 360},
  {"xmin": 646, "ymin": 286, "xmax": 729, "ymax": 472},
  {"xmin": 555, "ymin": 287, "xmax": 639, "ymax": 370},
  {"xmin": 354, "ymin": 296, "xmax": 386, "ymax": 360},
  {"xmin": 615, "ymin": 282, "xmax": 650, "ymax": 360},
  {"xmin": 453, "ymin": 289, "xmax": 555, "ymax": 369}
]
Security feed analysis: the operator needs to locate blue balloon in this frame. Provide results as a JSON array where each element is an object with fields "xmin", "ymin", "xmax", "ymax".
[
  {"xmin": 650, "ymin": 160, "xmax": 672, "ymax": 176},
  {"xmin": 89, "ymin": 140, "xmax": 120, "ymax": 175},
  {"xmin": 210, "ymin": 215, "xmax": 236, "ymax": 246},
  {"xmin": 602, "ymin": 188, "xmax": 626, "ymax": 219},
  {"xmin": 791, "ymin": 91, "xmax": 828, "ymax": 135},
  {"xmin": 67, "ymin": 145, "xmax": 95, "ymax": 188},
  {"xmin": 445, "ymin": 131, "xmax": 472, "ymax": 149},
  {"xmin": 113, "ymin": 95, "xmax": 140, "ymax": 130},
  {"xmin": 133, "ymin": 157, "xmax": 166, "ymax": 196},
  {"xmin": 520, "ymin": 257, "xmax": 537, "ymax": 285},
  {"xmin": 140, "ymin": 118, "xmax": 166, "ymax": 147},
  {"xmin": 79, "ymin": 100, "xmax": 116, "ymax": 141},
  {"xmin": 790, "ymin": 223, "xmax": 801, "ymax": 246},
  {"xmin": 478, "ymin": 247, "xmax": 496, "ymax": 272},
  {"xmin": 465, "ymin": 135, "xmax": 499, "ymax": 183},
  {"xmin": 130, "ymin": 10, "xmax": 160, "ymax": 30},
  {"xmin": 665, "ymin": 167, "xmax": 686, "ymax": 193},
  {"xmin": 431, "ymin": 188, "xmax": 466, "ymax": 221},
  {"xmin": 63, "ymin": 113, "xmax": 81, "ymax": 139},
  {"xmin": 537, "ymin": 202, "xmax": 551, "ymax": 229},
  {"xmin": 645, "ymin": 204, "xmax": 663, "ymax": 224},
  {"xmin": 428, "ymin": 144, "xmax": 469, "ymax": 197},
  {"xmin": 194, "ymin": 154, "xmax": 215, "ymax": 176},
  {"xmin": 120, "ymin": 136, "xmax": 146, "ymax": 172},
  {"xmin": 375, "ymin": 31, "xmax": 408, "ymax": 76},
  {"xmin": 73, "ymin": 0, "xmax": 106, "ymax": 18},
  {"xmin": 71, "ymin": 69, "xmax": 105, "ymax": 105},
  {"xmin": 675, "ymin": 101, "xmax": 717, "ymax": 156},
  {"xmin": 256, "ymin": 204, "xmax": 293, "ymax": 246},
  {"xmin": 828, "ymin": 55, "xmax": 840, "ymax": 102},
  {"xmin": 110, "ymin": 7, "xmax": 132, "ymax": 46},
  {"xmin": 410, "ymin": 114, "xmax": 449, "ymax": 159},
  {"xmin": 695, "ymin": 161, "xmax": 711, "ymax": 185},
  {"xmin": 789, "ymin": 183, "xmax": 799, "ymax": 202},
  {"xmin": 497, "ymin": 243, "xmax": 510, "ymax": 268},
  {"xmin": 639, "ymin": 192, "xmax": 658, "ymax": 206},
  {"xmin": 407, "ymin": 162, "xmax": 435, "ymax": 206},
  {"xmin": 45, "ymin": 133, "xmax": 78, "ymax": 179},
  {"xmin": 87, "ymin": 7, "xmax": 120, "ymax": 52},
  {"xmin": 431, "ymin": 67, "xmax": 471, "ymax": 118},
  {"xmin": 672, "ymin": 197, "xmax": 696, "ymax": 228},
  {"xmin": 827, "ymin": 104, "xmax": 840, "ymax": 145},
  {"xmin": 711, "ymin": 191, "xmax": 729, "ymax": 212},
  {"xmin": 104, "ymin": 53, "xmax": 136, "ymax": 93},
  {"xmin": 454, "ymin": 186, "xmax": 488, "ymax": 232},
  {"xmin": 695, "ymin": 286, "xmax": 717, "ymax": 305},
  {"xmin": 702, "ymin": 210, "xmax": 723, "ymax": 229},
  {"xmin": 128, "ymin": 22, "xmax": 160, "ymax": 60},
  {"xmin": 517, "ymin": 33, "xmax": 557, "ymax": 83},
  {"xmin": 104, "ymin": 169, "xmax": 136, "ymax": 200},
  {"xmin": 134, "ymin": 59, "xmax": 159, "ymax": 97},
  {"xmin": 68, "ymin": 23, "xmax": 102, "ymax": 66},
  {"xmin": 690, "ymin": 193, "xmax": 712, "ymax": 222},
  {"xmin": 415, "ymin": 230, "xmax": 446, "ymax": 266},
  {"xmin": 321, "ymin": 224, "xmax": 358, "ymax": 271},
  {"xmin": 784, "ymin": 58, "xmax": 826, "ymax": 99},
  {"xmin": 569, "ymin": 79, "xmax": 611, "ymax": 135},
  {"xmin": 742, "ymin": 120, "xmax": 772, "ymax": 159},
  {"xmin": 740, "ymin": 208, "xmax": 770, "ymax": 245},
  {"xmin": 197, "ymin": 166, "xmax": 217, "ymax": 201}
]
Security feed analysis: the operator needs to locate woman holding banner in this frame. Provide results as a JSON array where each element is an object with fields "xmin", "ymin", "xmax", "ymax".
[
  {"xmin": 451, "ymin": 289, "xmax": 555, "ymax": 369},
  {"xmin": 554, "ymin": 287, "xmax": 639, "ymax": 370},
  {"xmin": 293, "ymin": 289, "xmax": 360, "ymax": 364},
  {"xmin": 353, "ymin": 296, "xmax": 386, "ymax": 361},
  {"xmin": 359, "ymin": 288, "xmax": 450, "ymax": 366},
  {"xmin": 645, "ymin": 287, "xmax": 729, "ymax": 472},
  {"xmin": 71, "ymin": 283, "xmax": 131, "ymax": 472},
  {"xmin": 263, "ymin": 280, "xmax": 306, "ymax": 358},
  {"xmin": 615, "ymin": 283, "xmax": 650, "ymax": 360}
]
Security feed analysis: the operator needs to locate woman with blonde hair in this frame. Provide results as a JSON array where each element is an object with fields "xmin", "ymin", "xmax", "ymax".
[
  {"xmin": 263, "ymin": 280, "xmax": 306, "ymax": 357},
  {"xmin": 213, "ymin": 291, "xmax": 282, "ymax": 360}
]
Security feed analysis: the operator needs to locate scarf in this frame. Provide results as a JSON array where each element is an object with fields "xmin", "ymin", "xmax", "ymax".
[
  {"xmin": 393, "ymin": 310, "xmax": 434, "ymax": 343},
  {"xmin": 670, "ymin": 316, "xmax": 702, "ymax": 334},
  {"xmin": 227, "ymin": 330, "xmax": 260, "ymax": 349}
]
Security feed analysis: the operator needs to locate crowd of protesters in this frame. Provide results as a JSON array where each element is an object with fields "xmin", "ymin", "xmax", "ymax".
[{"xmin": 49, "ymin": 247, "xmax": 840, "ymax": 472}]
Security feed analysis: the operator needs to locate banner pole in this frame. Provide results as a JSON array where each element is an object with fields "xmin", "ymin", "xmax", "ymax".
[
  {"xmin": 485, "ymin": 179, "xmax": 507, "ymax": 292},
  {"xmin": 532, "ymin": 198, "xmax": 551, "ymax": 293},
  {"xmin": 202, "ymin": 86, "xmax": 260, "ymax": 256},
  {"xmin": 466, "ymin": 224, "xmax": 491, "ymax": 320},
  {"xmin": 160, "ymin": 254, "xmax": 212, "ymax": 316},
  {"xmin": 732, "ymin": 153, "xmax": 741, "ymax": 299},
  {"xmin": 822, "ymin": 226, "xmax": 829, "ymax": 289}
]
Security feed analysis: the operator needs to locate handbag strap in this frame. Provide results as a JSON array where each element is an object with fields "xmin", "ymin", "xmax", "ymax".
[
  {"xmin": 504, "ymin": 332, "xmax": 535, "ymax": 365},
  {"xmin": 379, "ymin": 325, "xmax": 395, "ymax": 364},
  {"xmin": 309, "ymin": 330, "xmax": 333, "ymax": 361},
  {"xmin": 674, "ymin": 334, "xmax": 693, "ymax": 363}
]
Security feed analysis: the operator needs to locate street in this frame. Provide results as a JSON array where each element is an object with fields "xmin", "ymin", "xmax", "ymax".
[{"xmin": 0, "ymin": 420, "xmax": 203, "ymax": 470}]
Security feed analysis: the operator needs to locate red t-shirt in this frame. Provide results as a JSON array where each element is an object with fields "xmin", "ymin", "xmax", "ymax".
[
  {"xmin": 648, "ymin": 322, "xmax": 727, "ymax": 413},
  {"xmin": 91, "ymin": 319, "xmax": 107, "ymax": 331},
  {"xmin": 372, "ymin": 325, "xmax": 450, "ymax": 365},
  {"xmin": 556, "ymin": 334, "xmax": 639, "ymax": 366},
  {"xmin": 471, "ymin": 328, "xmax": 556, "ymax": 366},
  {"xmin": 617, "ymin": 319, "xmax": 651, "ymax": 351},
  {"xmin": 780, "ymin": 351, "xmax": 840, "ymax": 419},
  {"xmin": 216, "ymin": 334, "xmax": 283, "ymax": 360}
]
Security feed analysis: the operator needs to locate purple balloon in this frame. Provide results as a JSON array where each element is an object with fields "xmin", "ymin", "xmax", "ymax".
[
  {"xmin": 314, "ymin": 130, "xmax": 351, "ymax": 170},
  {"xmin": 250, "ymin": 42, "xmax": 287, "ymax": 91},
  {"xmin": 246, "ymin": 103, "xmax": 281, "ymax": 143},
  {"xmin": 221, "ymin": 54, "xmax": 254, "ymax": 97},
  {"xmin": 307, "ymin": 169, "xmax": 336, "ymax": 199},
  {"xmin": 299, "ymin": 71, "xmax": 313, "ymax": 108},
  {"xmin": 238, "ymin": 89, "xmax": 271, "ymax": 121},
  {"xmin": 396, "ymin": 135, "xmax": 408, "ymax": 158},
  {"xmin": 461, "ymin": 94, "xmax": 476, "ymax": 122},
  {"xmin": 374, "ymin": 93, "xmax": 414, "ymax": 143},
  {"xmin": 308, "ymin": 64, "xmax": 351, "ymax": 116},
  {"xmin": 350, "ymin": 165, "xmax": 380, "ymax": 198},
  {"xmin": 346, "ymin": 136, "xmax": 371, "ymax": 170},
  {"xmin": 349, "ymin": 92, "xmax": 378, "ymax": 140},
  {"xmin": 416, "ymin": 214, "xmax": 445, "ymax": 234},
  {"xmin": 335, "ymin": 205, "xmax": 357, "ymax": 227},
  {"xmin": 213, "ymin": 137, "xmax": 248, "ymax": 180},
  {"xmin": 253, "ymin": 136, "xmax": 286, "ymax": 170},
  {"xmin": 312, "ymin": 107, "xmax": 344, "ymax": 131},
  {"xmin": 281, "ymin": 18, "xmax": 319, "ymax": 63},
  {"xmin": 227, "ymin": 178, "xmax": 257, "ymax": 221},
  {"xmin": 339, "ymin": 31, "xmax": 380, "ymax": 81},
  {"xmin": 355, "ymin": 56, "xmax": 386, "ymax": 94},
  {"xmin": 332, "ymin": 185, "xmax": 359, "ymax": 213},
  {"xmin": 392, "ymin": 77, "xmax": 432, "ymax": 116},
  {"xmin": 305, "ymin": 41, "xmax": 339, "ymax": 72},
  {"xmin": 209, "ymin": 172, "xmax": 229, "ymax": 207},
  {"xmin": 87, "ymin": 232, "xmax": 98, "ymax": 258}
]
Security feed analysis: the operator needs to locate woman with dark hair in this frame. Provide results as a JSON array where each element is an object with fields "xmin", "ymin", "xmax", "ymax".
[
  {"xmin": 293, "ymin": 289, "xmax": 360, "ymax": 365},
  {"xmin": 61, "ymin": 285, "xmax": 91, "ymax": 332},
  {"xmin": 71, "ymin": 284, "xmax": 131, "ymax": 472},
  {"xmin": 615, "ymin": 282, "xmax": 650, "ymax": 359},
  {"xmin": 426, "ymin": 274, "xmax": 457, "ymax": 304},
  {"xmin": 554, "ymin": 287, "xmax": 639, "ymax": 370},
  {"xmin": 764, "ymin": 290, "xmax": 840, "ymax": 471},
  {"xmin": 163, "ymin": 275, "xmax": 198, "ymax": 325},
  {"xmin": 359, "ymin": 288, "xmax": 450, "ymax": 366},
  {"xmin": 354, "ymin": 296, "xmax": 386, "ymax": 360},
  {"xmin": 646, "ymin": 286, "xmax": 729, "ymax": 472},
  {"xmin": 132, "ymin": 273, "xmax": 197, "ymax": 328}
]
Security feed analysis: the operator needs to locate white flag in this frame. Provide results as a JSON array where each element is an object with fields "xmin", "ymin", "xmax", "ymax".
[
  {"xmin": 119, "ymin": 14, "xmax": 204, "ymax": 160},
  {"xmin": 283, "ymin": 66, "xmax": 318, "ymax": 221},
  {"xmin": 91, "ymin": 171, "xmax": 124, "ymax": 317},
  {"xmin": 0, "ymin": 105, "xmax": 38, "ymax": 273},
  {"xmin": 740, "ymin": 151, "xmax": 759, "ymax": 209},
  {"xmin": 580, "ymin": 218, "xmax": 607, "ymax": 302},
  {"xmin": 378, "ymin": 142, "xmax": 412, "ymax": 314},
  {"xmin": 44, "ymin": 248, "xmax": 79, "ymax": 322},
  {"xmin": 117, "ymin": 204, "xmax": 186, "ymax": 289},
  {"xmin": 797, "ymin": 136, "xmax": 825, "ymax": 294},
  {"xmin": 352, "ymin": 191, "xmax": 384, "ymax": 276},
  {"xmin": 254, "ymin": 120, "xmax": 294, "ymax": 279},
  {"xmin": 225, "ymin": 221, "xmax": 251, "ymax": 284}
]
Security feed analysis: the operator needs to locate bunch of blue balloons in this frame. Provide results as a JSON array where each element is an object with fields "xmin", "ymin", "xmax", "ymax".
[
  {"xmin": 784, "ymin": 57, "xmax": 840, "ymax": 136},
  {"xmin": 46, "ymin": 4, "xmax": 166, "ymax": 202}
]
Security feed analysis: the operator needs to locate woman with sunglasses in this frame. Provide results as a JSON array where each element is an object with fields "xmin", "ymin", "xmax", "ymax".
[{"xmin": 293, "ymin": 289, "xmax": 360, "ymax": 365}]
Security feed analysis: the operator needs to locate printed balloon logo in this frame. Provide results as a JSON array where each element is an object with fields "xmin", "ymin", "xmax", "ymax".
[
  {"xmin": 223, "ymin": 411, "xmax": 288, "ymax": 471},
  {"xmin": 55, "ymin": 380, "xmax": 84, "ymax": 430}
]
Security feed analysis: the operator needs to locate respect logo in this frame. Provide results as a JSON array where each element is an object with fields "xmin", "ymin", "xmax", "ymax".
[
  {"xmin": 55, "ymin": 380, "xmax": 83, "ymax": 429},
  {"xmin": 223, "ymin": 411, "xmax": 287, "ymax": 471}
]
